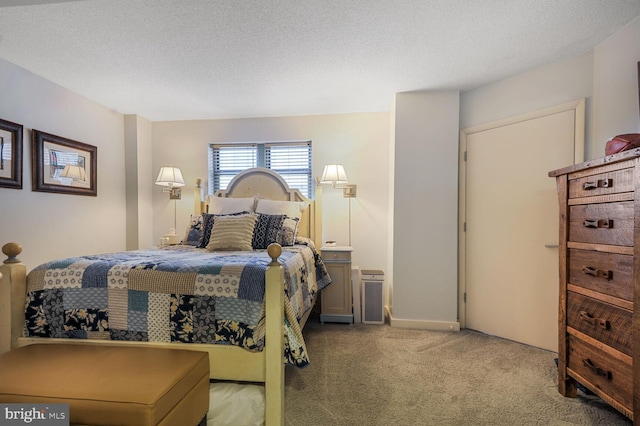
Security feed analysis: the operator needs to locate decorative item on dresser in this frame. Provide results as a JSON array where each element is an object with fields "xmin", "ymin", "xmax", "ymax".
[{"xmin": 549, "ymin": 148, "xmax": 640, "ymax": 422}]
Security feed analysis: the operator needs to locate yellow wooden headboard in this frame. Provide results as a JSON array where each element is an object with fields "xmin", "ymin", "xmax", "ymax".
[{"xmin": 194, "ymin": 168, "xmax": 322, "ymax": 246}]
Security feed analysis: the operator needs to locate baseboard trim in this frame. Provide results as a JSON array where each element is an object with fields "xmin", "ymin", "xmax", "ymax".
[{"xmin": 385, "ymin": 306, "xmax": 460, "ymax": 331}]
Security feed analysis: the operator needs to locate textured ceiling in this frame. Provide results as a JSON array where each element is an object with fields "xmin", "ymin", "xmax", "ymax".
[{"xmin": 0, "ymin": 0, "xmax": 639, "ymax": 121}]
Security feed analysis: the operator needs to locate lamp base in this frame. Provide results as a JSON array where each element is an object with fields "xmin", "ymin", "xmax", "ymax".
[
  {"xmin": 343, "ymin": 184, "xmax": 357, "ymax": 197},
  {"xmin": 164, "ymin": 234, "xmax": 180, "ymax": 245},
  {"xmin": 169, "ymin": 187, "xmax": 182, "ymax": 199}
]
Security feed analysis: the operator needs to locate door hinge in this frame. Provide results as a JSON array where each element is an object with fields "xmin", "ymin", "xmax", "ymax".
[
  {"xmin": 463, "ymin": 222, "xmax": 466, "ymax": 232},
  {"xmin": 464, "ymin": 292, "xmax": 466, "ymax": 303},
  {"xmin": 464, "ymin": 151, "xmax": 467, "ymax": 161}
]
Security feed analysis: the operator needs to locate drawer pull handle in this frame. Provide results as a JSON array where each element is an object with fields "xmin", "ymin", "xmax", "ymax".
[
  {"xmin": 579, "ymin": 311, "xmax": 611, "ymax": 330},
  {"xmin": 582, "ymin": 358, "xmax": 612, "ymax": 380},
  {"xmin": 583, "ymin": 219, "xmax": 613, "ymax": 229},
  {"xmin": 583, "ymin": 178, "xmax": 613, "ymax": 190},
  {"xmin": 581, "ymin": 267, "xmax": 613, "ymax": 280}
]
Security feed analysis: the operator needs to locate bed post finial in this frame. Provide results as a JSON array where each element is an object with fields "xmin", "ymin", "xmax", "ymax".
[
  {"xmin": 267, "ymin": 243, "xmax": 282, "ymax": 265},
  {"xmin": 2, "ymin": 242, "xmax": 22, "ymax": 264},
  {"xmin": 0, "ymin": 242, "xmax": 26, "ymax": 354},
  {"xmin": 194, "ymin": 179, "xmax": 204, "ymax": 215}
]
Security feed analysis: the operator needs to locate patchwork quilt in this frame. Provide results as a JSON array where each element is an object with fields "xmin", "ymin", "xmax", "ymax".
[{"xmin": 24, "ymin": 243, "xmax": 331, "ymax": 368}]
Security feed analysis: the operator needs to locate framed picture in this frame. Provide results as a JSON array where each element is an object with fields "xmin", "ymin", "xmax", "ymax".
[
  {"xmin": 0, "ymin": 118, "xmax": 23, "ymax": 189},
  {"xmin": 31, "ymin": 130, "xmax": 97, "ymax": 196}
]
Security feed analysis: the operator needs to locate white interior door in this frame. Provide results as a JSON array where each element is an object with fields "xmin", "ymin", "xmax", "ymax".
[{"xmin": 461, "ymin": 101, "xmax": 584, "ymax": 351}]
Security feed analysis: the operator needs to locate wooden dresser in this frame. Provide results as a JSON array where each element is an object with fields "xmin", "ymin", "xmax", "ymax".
[{"xmin": 549, "ymin": 148, "xmax": 640, "ymax": 422}]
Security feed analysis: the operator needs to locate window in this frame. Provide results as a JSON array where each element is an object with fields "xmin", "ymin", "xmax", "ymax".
[{"xmin": 209, "ymin": 141, "xmax": 312, "ymax": 198}]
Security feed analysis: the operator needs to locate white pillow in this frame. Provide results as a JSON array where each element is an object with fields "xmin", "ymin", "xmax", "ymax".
[
  {"xmin": 255, "ymin": 199, "xmax": 308, "ymax": 220},
  {"xmin": 206, "ymin": 195, "xmax": 255, "ymax": 214}
]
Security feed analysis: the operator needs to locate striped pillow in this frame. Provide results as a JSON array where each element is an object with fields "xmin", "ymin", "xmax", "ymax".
[
  {"xmin": 206, "ymin": 214, "xmax": 258, "ymax": 251},
  {"xmin": 197, "ymin": 212, "xmax": 250, "ymax": 248}
]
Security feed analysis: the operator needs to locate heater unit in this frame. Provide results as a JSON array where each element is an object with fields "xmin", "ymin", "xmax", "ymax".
[{"xmin": 361, "ymin": 270, "xmax": 384, "ymax": 324}]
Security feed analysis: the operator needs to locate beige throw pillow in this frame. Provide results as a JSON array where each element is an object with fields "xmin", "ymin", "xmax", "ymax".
[{"xmin": 206, "ymin": 214, "xmax": 258, "ymax": 251}]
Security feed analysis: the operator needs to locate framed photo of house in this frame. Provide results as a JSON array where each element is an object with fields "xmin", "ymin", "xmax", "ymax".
[
  {"xmin": 31, "ymin": 130, "xmax": 97, "ymax": 196},
  {"xmin": 0, "ymin": 118, "xmax": 24, "ymax": 189}
]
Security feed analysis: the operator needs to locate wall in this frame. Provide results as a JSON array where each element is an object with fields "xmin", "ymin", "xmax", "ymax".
[
  {"xmin": 461, "ymin": 14, "xmax": 640, "ymax": 160},
  {"xmin": 151, "ymin": 113, "xmax": 390, "ymax": 274},
  {"xmin": 391, "ymin": 90, "xmax": 460, "ymax": 329},
  {"xmin": 592, "ymin": 16, "xmax": 640, "ymax": 153},
  {"xmin": 461, "ymin": 51, "xmax": 595, "ymax": 156},
  {"xmin": 124, "ymin": 115, "xmax": 154, "ymax": 250},
  {"xmin": 386, "ymin": 98, "xmax": 396, "ymax": 309},
  {"xmin": 0, "ymin": 58, "xmax": 126, "ymax": 270}
]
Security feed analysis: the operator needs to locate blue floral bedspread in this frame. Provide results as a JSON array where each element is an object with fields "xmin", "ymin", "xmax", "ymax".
[{"xmin": 24, "ymin": 243, "xmax": 331, "ymax": 368}]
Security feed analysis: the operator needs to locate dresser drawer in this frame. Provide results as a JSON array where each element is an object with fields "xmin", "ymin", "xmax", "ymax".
[
  {"xmin": 567, "ymin": 249, "xmax": 633, "ymax": 301},
  {"xmin": 567, "ymin": 335, "xmax": 632, "ymax": 411},
  {"xmin": 567, "ymin": 292, "xmax": 632, "ymax": 355},
  {"xmin": 569, "ymin": 202, "xmax": 634, "ymax": 246},
  {"xmin": 321, "ymin": 250, "xmax": 351, "ymax": 262},
  {"xmin": 569, "ymin": 167, "xmax": 634, "ymax": 199}
]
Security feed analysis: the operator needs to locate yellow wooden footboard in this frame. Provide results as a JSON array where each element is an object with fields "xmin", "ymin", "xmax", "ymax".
[{"xmin": 0, "ymin": 242, "xmax": 285, "ymax": 426}]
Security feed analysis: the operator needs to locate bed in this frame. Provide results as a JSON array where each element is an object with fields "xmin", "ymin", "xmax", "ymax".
[{"xmin": 0, "ymin": 167, "xmax": 329, "ymax": 426}]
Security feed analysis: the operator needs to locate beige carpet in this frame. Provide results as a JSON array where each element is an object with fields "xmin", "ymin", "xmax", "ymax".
[{"xmin": 284, "ymin": 316, "xmax": 632, "ymax": 426}]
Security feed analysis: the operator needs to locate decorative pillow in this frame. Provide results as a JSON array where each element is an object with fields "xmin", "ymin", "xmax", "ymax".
[
  {"xmin": 197, "ymin": 212, "xmax": 249, "ymax": 248},
  {"xmin": 255, "ymin": 199, "xmax": 308, "ymax": 220},
  {"xmin": 252, "ymin": 214, "xmax": 286, "ymax": 250},
  {"xmin": 197, "ymin": 214, "xmax": 217, "ymax": 248},
  {"xmin": 206, "ymin": 214, "xmax": 258, "ymax": 251},
  {"xmin": 207, "ymin": 196, "xmax": 256, "ymax": 214},
  {"xmin": 182, "ymin": 214, "xmax": 204, "ymax": 246},
  {"xmin": 277, "ymin": 216, "xmax": 299, "ymax": 246}
]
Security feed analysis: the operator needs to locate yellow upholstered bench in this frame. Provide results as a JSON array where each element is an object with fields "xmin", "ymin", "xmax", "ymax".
[{"xmin": 0, "ymin": 344, "xmax": 209, "ymax": 426}]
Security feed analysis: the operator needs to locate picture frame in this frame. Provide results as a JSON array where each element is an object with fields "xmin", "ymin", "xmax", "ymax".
[
  {"xmin": 31, "ymin": 130, "xmax": 97, "ymax": 196},
  {"xmin": 0, "ymin": 118, "xmax": 23, "ymax": 189}
]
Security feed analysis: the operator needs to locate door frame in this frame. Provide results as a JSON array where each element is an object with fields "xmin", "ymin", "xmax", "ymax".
[{"xmin": 457, "ymin": 99, "xmax": 585, "ymax": 328}]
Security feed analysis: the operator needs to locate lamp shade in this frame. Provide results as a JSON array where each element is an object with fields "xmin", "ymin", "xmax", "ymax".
[
  {"xmin": 61, "ymin": 165, "xmax": 87, "ymax": 181},
  {"xmin": 155, "ymin": 166, "xmax": 185, "ymax": 188},
  {"xmin": 320, "ymin": 164, "xmax": 348, "ymax": 186}
]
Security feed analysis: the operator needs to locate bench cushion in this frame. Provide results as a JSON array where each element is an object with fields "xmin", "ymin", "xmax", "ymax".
[{"xmin": 0, "ymin": 344, "xmax": 209, "ymax": 426}]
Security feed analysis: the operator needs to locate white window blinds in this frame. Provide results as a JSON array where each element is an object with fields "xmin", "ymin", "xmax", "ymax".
[{"xmin": 209, "ymin": 141, "xmax": 312, "ymax": 198}]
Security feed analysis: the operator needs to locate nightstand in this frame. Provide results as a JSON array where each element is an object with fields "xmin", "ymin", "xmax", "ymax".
[{"xmin": 320, "ymin": 246, "xmax": 353, "ymax": 324}]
